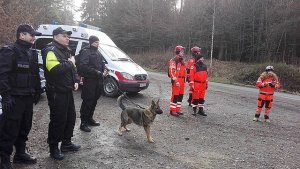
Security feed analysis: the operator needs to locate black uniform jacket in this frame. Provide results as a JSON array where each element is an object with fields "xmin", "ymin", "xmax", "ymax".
[
  {"xmin": 42, "ymin": 41, "xmax": 76, "ymax": 93},
  {"xmin": 80, "ymin": 46, "xmax": 105, "ymax": 79},
  {"xmin": 0, "ymin": 39, "xmax": 41, "ymax": 96}
]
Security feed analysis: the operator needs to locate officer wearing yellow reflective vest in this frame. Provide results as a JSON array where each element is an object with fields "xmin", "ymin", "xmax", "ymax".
[{"xmin": 41, "ymin": 27, "xmax": 80, "ymax": 160}]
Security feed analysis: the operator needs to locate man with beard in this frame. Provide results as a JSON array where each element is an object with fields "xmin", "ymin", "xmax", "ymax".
[
  {"xmin": 78, "ymin": 35, "xmax": 108, "ymax": 132},
  {"xmin": 168, "ymin": 45, "xmax": 186, "ymax": 117},
  {"xmin": 0, "ymin": 24, "xmax": 42, "ymax": 169}
]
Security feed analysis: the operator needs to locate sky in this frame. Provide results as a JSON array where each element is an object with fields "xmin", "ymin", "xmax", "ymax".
[{"xmin": 72, "ymin": 0, "xmax": 83, "ymax": 22}]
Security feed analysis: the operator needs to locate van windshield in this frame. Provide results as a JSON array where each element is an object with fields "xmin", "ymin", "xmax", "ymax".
[{"xmin": 99, "ymin": 45, "xmax": 132, "ymax": 61}]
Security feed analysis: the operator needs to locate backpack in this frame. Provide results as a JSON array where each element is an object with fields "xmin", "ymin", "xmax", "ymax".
[{"xmin": 75, "ymin": 47, "xmax": 88, "ymax": 76}]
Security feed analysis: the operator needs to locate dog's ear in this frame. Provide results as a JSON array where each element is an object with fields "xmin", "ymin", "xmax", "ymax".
[
  {"xmin": 156, "ymin": 99, "xmax": 160, "ymax": 105},
  {"xmin": 151, "ymin": 100, "xmax": 155, "ymax": 107}
]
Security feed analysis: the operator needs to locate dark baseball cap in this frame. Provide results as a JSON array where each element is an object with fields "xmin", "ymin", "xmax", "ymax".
[
  {"xmin": 53, "ymin": 27, "xmax": 72, "ymax": 36},
  {"xmin": 17, "ymin": 24, "xmax": 42, "ymax": 36}
]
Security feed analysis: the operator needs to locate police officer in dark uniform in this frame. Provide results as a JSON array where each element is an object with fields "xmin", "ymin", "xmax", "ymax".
[
  {"xmin": 0, "ymin": 24, "xmax": 42, "ymax": 169},
  {"xmin": 79, "ymin": 35, "xmax": 107, "ymax": 132},
  {"xmin": 42, "ymin": 27, "xmax": 80, "ymax": 161}
]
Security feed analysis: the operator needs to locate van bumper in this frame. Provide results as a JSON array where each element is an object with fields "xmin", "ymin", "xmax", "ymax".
[{"xmin": 118, "ymin": 80, "xmax": 150, "ymax": 92}]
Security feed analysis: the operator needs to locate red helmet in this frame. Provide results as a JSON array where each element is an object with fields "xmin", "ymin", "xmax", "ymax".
[
  {"xmin": 174, "ymin": 45, "xmax": 185, "ymax": 52},
  {"xmin": 191, "ymin": 46, "xmax": 200, "ymax": 53}
]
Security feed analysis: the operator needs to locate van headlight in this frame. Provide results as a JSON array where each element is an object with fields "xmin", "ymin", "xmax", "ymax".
[{"xmin": 121, "ymin": 72, "xmax": 134, "ymax": 80}]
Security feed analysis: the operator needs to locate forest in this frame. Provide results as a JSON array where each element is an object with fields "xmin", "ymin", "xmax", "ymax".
[{"xmin": 0, "ymin": 0, "xmax": 299, "ymax": 64}]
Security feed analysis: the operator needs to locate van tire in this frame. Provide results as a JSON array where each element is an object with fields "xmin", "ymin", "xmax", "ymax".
[{"xmin": 103, "ymin": 77, "xmax": 119, "ymax": 97}]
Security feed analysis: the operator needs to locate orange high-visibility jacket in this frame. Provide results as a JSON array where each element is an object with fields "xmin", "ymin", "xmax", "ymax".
[
  {"xmin": 189, "ymin": 61, "xmax": 208, "ymax": 91},
  {"xmin": 256, "ymin": 72, "xmax": 281, "ymax": 96},
  {"xmin": 168, "ymin": 56, "xmax": 186, "ymax": 82},
  {"xmin": 186, "ymin": 57, "xmax": 195, "ymax": 80}
]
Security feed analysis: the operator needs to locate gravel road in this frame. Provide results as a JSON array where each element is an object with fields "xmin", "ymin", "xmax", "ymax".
[{"xmin": 14, "ymin": 71, "xmax": 300, "ymax": 169}]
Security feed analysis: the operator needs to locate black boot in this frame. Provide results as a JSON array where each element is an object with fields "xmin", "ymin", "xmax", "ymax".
[
  {"xmin": 49, "ymin": 144, "xmax": 64, "ymax": 160},
  {"xmin": 177, "ymin": 112, "xmax": 183, "ymax": 115},
  {"xmin": 192, "ymin": 107, "xmax": 197, "ymax": 116},
  {"xmin": 80, "ymin": 122, "xmax": 91, "ymax": 132},
  {"xmin": 170, "ymin": 111, "xmax": 179, "ymax": 117},
  {"xmin": 87, "ymin": 118, "xmax": 100, "ymax": 126},
  {"xmin": 0, "ymin": 153, "xmax": 13, "ymax": 169},
  {"xmin": 13, "ymin": 146, "xmax": 37, "ymax": 164},
  {"xmin": 198, "ymin": 107, "xmax": 207, "ymax": 116},
  {"xmin": 61, "ymin": 140, "xmax": 81, "ymax": 152},
  {"xmin": 264, "ymin": 115, "xmax": 270, "ymax": 123}
]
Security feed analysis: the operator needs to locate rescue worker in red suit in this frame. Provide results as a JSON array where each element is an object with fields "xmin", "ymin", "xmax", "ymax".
[
  {"xmin": 169, "ymin": 45, "xmax": 186, "ymax": 117},
  {"xmin": 189, "ymin": 53, "xmax": 208, "ymax": 116},
  {"xmin": 254, "ymin": 66, "xmax": 281, "ymax": 123},
  {"xmin": 186, "ymin": 46, "xmax": 200, "ymax": 106}
]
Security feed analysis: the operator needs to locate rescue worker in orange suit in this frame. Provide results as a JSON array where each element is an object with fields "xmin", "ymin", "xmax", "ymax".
[
  {"xmin": 189, "ymin": 53, "xmax": 208, "ymax": 116},
  {"xmin": 169, "ymin": 45, "xmax": 186, "ymax": 117},
  {"xmin": 253, "ymin": 66, "xmax": 281, "ymax": 123},
  {"xmin": 186, "ymin": 46, "xmax": 200, "ymax": 106}
]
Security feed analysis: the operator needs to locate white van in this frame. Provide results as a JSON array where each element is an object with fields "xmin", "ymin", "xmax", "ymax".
[{"xmin": 34, "ymin": 24, "xmax": 149, "ymax": 97}]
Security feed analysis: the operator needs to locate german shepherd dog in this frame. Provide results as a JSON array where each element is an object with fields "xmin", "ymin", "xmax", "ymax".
[{"xmin": 117, "ymin": 93, "xmax": 163, "ymax": 143}]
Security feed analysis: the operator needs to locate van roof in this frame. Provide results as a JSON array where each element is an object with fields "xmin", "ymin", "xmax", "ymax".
[{"xmin": 36, "ymin": 24, "xmax": 116, "ymax": 47}]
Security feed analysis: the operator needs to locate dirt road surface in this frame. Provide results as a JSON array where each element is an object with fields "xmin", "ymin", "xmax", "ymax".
[{"xmin": 14, "ymin": 71, "xmax": 300, "ymax": 169}]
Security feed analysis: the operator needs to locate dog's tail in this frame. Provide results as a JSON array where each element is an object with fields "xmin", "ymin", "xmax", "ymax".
[{"xmin": 117, "ymin": 93, "xmax": 126, "ymax": 110}]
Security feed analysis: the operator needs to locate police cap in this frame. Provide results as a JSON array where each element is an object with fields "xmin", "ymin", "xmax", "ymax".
[
  {"xmin": 17, "ymin": 24, "xmax": 42, "ymax": 36},
  {"xmin": 53, "ymin": 27, "xmax": 72, "ymax": 36}
]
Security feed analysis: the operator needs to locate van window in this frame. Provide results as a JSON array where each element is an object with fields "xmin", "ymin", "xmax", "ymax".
[
  {"xmin": 34, "ymin": 38, "xmax": 78, "ymax": 55},
  {"xmin": 34, "ymin": 38, "xmax": 52, "ymax": 50},
  {"xmin": 69, "ymin": 41, "xmax": 78, "ymax": 55},
  {"xmin": 81, "ymin": 42, "xmax": 108, "ymax": 64},
  {"xmin": 81, "ymin": 42, "xmax": 89, "ymax": 49},
  {"xmin": 100, "ymin": 45, "xmax": 131, "ymax": 61}
]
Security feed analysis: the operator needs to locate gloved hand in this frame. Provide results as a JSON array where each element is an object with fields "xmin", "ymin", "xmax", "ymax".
[
  {"xmin": 33, "ymin": 93, "xmax": 41, "ymax": 105},
  {"xmin": 269, "ymin": 82, "xmax": 275, "ymax": 88},
  {"xmin": 1, "ymin": 93, "xmax": 14, "ymax": 113}
]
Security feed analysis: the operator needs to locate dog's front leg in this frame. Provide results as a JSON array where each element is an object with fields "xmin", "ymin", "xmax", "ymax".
[
  {"xmin": 143, "ymin": 125, "xmax": 154, "ymax": 143},
  {"xmin": 118, "ymin": 125, "xmax": 124, "ymax": 136}
]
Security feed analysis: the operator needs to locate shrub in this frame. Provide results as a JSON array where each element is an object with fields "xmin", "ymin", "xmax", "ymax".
[{"xmin": 129, "ymin": 51, "xmax": 300, "ymax": 93}]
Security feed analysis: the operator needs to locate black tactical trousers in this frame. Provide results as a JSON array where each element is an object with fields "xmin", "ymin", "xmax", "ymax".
[
  {"xmin": 80, "ymin": 99, "xmax": 98, "ymax": 122},
  {"xmin": 80, "ymin": 78, "xmax": 102, "ymax": 121},
  {"xmin": 46, "ymin": 90, "xmax": 76, "ymax": 145},
  {"xmin": 0, "ymin": 95, "xmax": 33, "ymax": 155}
]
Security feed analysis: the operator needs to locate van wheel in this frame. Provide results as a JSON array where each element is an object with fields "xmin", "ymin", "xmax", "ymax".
[{"xmin": 103, "ymin": 77, "xmax": 119, "ymax": 97}]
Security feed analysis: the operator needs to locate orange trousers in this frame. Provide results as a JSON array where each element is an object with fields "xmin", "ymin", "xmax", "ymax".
[{"xmin": 170, "ymin": 78, "xmax": 185, "ymax": 113}]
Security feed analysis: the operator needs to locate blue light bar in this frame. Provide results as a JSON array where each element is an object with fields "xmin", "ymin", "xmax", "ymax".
[{"xmin": 79, "ymin": 22, "xmax": 101, "ymax": 31}]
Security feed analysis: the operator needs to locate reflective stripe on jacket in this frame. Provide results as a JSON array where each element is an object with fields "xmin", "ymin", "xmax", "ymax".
[
  {"xmin": 168, "ymin": 56, "xmax": 186, "ymax": 82},
  {"xmin": 42, "ymin": 41, "xmax": 76, "ymax": 92}
]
